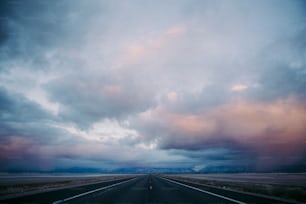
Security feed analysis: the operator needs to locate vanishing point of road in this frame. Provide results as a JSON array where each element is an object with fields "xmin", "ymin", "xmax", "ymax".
[{"xmin": 1, "ymin": 174, "xmax": 290, "ymax": 204}]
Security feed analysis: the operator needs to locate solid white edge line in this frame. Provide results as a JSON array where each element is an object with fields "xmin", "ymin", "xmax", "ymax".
[
  {"xmin": 159, "ymin": 176, "xmax": 246, "ymax": 204},
  {"xmin": 52, "ymin": 177, "xmax": 138, "ymax": 204}
]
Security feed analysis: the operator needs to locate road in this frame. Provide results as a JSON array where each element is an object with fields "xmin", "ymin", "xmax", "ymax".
[{"xmin": 1, "ymin": 174, "xmax": 290, "ymax": 204}]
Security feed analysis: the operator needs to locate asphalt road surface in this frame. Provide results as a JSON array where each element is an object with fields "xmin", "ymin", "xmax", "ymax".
[{"xmin": 1, "ymin": 175, "xmax": 290, "ymax": 204}]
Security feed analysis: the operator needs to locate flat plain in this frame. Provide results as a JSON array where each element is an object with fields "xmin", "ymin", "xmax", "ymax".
[
  {"xmin": 1, "ymin": 173, "xmax": 306, "ymax": 203},
  {"xmin": 167, "ymin": 173, "xmax": 306, "ymax": 203},
  {"xmin": 0, "ymin": 173, "xmax": 135, "ymax": 200}
]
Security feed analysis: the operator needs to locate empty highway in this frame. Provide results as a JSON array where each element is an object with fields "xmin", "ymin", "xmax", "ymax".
[{"xmin": 1, "ymin": 175, "xmax": 290, "ymax": 204}]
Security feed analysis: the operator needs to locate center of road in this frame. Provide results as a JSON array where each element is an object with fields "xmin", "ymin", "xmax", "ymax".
[{"xmin": 52, "ymin": 175, "xmax": 247, "ymax": 204}]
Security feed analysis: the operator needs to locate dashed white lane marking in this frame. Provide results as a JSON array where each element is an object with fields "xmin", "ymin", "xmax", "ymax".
[
  {"xmin": 159, "ymin": 177, "xmax": 246, "ymax": 204},
  {"xmin": 52, "ymin": 177, "xmax": 138, "ymax": 204}
]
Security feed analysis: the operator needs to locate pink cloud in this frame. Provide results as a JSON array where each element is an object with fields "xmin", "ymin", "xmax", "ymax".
[
  {"xmin": 0, "ymin": 137, "xmax": 37, "ymax": 159},
  {"xmin": 117, "ymin": 24, "xmax": 186, "ymax": 66},
  {"xmin": 231, "ymin": 84, "xmax": 248, "ymax": 91},
  {"xmin": 0, "ymin": 137, "xmax": 55, "ymax": 170},
  {"xmin": 139, "ymin": 98, "xmax": 306, "ymax": 170}
]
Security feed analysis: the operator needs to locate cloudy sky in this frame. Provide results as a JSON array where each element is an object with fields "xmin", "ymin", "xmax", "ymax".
[{"xmin": 0, "ymin": 0, "xmax": 306, "ymax": 172}]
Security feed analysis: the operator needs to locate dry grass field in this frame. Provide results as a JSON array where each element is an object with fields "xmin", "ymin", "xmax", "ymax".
[
  {"xmin": 0, "ymin": 174, "xmax": 135, "ymax": 200},
  {"xmin": 166, "ymin": 173, "xmax": 306, "ymax": 203}
]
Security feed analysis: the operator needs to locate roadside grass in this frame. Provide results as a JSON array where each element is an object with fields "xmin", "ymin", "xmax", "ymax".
[
  {"xmin": 168, "ymin": 176, "xmax": 306, "ymax": 203},
  {"xmin": 0, "ymin": 180, "xmax": 72, "ymax": 196},
  {"xmin": 0, "ymin": 175, "xmax": 132, "ymax": 199}
]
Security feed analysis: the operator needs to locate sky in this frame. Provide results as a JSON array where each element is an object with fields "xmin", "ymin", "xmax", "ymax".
[{"xmin": 0, "ymin": 0, "xmax": 306, "ymax": 173}]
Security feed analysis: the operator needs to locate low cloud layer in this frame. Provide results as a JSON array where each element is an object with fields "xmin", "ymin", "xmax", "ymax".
[{"xmin": 0, "ymin": 0, "xmax": 306, "ymax": 172}]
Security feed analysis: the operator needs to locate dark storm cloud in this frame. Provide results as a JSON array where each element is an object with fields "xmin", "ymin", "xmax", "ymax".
[
  {"xmin": 0, "ymin": 87, "xmax": 49, "ymax": 123},
  {"xmin": 0, "ymin": 0, "xmax": 12, "ymax": 45},
  {"xmin": 168, "ymin": 148, "xmax": 256, "ymax": 172},
  {"xmin": 0, "ymin": 0, "xmax": 112, "ymax": 72},
  {"xmin": 0, "ymin": 0, "xmax": 59, "ymax": 63},
  {"xmin": 0, "ymin": 87, "xmax": 58, "ymax": 171},
  {"xmin": 0, "ymin": 87, "xmax": 73, "ymax": 145}
]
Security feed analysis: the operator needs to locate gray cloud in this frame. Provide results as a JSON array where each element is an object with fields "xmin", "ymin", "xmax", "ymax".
[
  {"xmin": 0, "ymin": 87, "xmax": 50, "ymax": 123},
  {"xmin": 46, "ymin": 71, "xmax": 155, "ymax": 128},
  {"xmin": 1, "ymin": 0, "xmax": 306, "ymax": 172}
]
